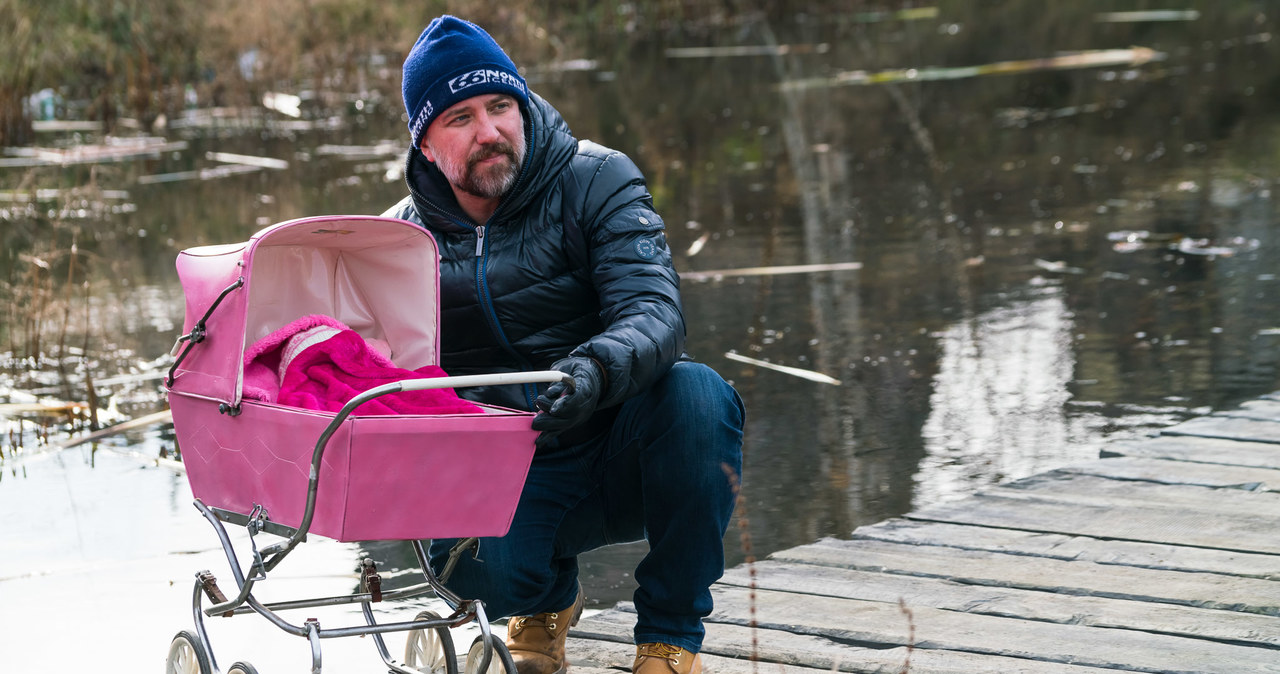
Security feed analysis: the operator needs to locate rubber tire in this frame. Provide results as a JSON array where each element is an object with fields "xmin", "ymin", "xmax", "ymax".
[
  {"xmin": 166, "ymin": 630, "xmax": 212, "ymax": 674},
  {"xmin": 227, "ymin": 663, "xmax": 260, "ymax": 674},
  {"xmin": 404, "ymin": 610, "xmax": 459, "ymax": 674},
  {"xmin": 465, "ymin": 634, "xmax": 517, "ymax": 674}
]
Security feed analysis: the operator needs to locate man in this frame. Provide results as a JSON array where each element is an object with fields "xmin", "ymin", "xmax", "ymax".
[{"xmin": 383, "ymin": 16, "xmax": 744, "ymax": 674}]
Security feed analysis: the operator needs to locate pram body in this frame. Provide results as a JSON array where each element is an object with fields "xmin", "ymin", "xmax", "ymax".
[{"xmin": 164, "ymin": 215, "xmax": 561, "ymax": 674}]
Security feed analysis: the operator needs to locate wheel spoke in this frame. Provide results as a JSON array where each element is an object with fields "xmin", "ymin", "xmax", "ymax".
[{"xmin": 404, "ymin": 610, "xmax": 458, "ymax": 674}]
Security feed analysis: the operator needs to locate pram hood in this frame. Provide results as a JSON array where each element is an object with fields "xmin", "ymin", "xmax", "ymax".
[{"xmin": 169, "ymin": 215, "xmax": 440, "ymax": 407}]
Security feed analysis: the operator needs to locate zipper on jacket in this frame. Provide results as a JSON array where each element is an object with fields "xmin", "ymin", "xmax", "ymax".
[{"xmin": 475, "ymin": 225, "xmax": 485, "ymax": 257}]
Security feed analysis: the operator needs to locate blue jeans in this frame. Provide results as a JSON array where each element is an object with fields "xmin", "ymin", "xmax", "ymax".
[{"xmin": 429, "ymin": 361, "xmax": 745, "ymax": 653}]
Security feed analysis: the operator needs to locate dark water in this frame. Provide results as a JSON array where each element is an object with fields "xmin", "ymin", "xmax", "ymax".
[{"xmin": 3, "ymin": 5, "xmax": 1280, "ymax": 667}]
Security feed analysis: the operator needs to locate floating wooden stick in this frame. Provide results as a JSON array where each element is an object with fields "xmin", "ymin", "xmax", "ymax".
[
  {"xmin": 724, "ymin": 352, "xmax": 842, "ymax": 385},
  {"xmin": 48, "ymin": 409, "xmax": 174, "ymax": 451},
  {"xmin": 681, "ymin": 261, "xmax": 861, "ymax": 281},
  {"xmin": 780, "ymin": 47, "xmax": 1165, "ymax": 91},
  {"xmin": 206, "ymin": 151, "xmax": 289, "ymax": 170}
]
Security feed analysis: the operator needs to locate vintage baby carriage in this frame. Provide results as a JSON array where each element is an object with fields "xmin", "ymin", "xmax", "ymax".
[{"xmin": 164, "ymin": 215, "xmax": 568, "ymax": 674}]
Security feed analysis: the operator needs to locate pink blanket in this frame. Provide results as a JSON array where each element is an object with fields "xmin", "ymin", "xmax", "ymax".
[{"xmin": 243, "ymin": 315, "xmax": 482, "ymax": 416}]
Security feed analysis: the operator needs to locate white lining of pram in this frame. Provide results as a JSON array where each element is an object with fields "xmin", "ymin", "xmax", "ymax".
[{"xmin": 244, "ymin": 239, "xmax": 438, "ymax": 372}]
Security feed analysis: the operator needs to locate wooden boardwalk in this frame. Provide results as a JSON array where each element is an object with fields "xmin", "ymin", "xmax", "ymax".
[{"xmin": 563, "ymin": 394, "xmax": 1280, "ymax": 673}]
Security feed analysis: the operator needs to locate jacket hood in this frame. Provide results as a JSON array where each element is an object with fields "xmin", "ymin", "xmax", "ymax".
[{"xmin": 404, "ymin": 92, "xmax": 578, "ymax": 232}]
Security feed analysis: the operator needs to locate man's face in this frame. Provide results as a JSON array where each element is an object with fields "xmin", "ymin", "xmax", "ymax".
[{"xmin": 422, "ymin": 93, "xmax": 526, "ymax": 199}]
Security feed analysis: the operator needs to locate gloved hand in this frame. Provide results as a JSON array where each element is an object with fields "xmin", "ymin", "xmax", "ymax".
[{"xmin": 531, "ymin": 357, "xmax": 605, "ymax": 440}]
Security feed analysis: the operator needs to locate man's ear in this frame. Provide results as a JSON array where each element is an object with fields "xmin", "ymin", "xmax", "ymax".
[{"xmin": 419, "ymin": 139, "xmax": 435, "ymax": 163}]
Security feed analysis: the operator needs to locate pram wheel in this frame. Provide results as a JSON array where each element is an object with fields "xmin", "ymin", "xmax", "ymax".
[
  {"xmin": 165, "ymin": 630, "xmax": 212, "ymax": 674},
  {"xmin": 404, "ymin": 610, "xmax": 458, "ymax": 674},
  {"xmin": 465, "ymin": 634, "xmax": 516, "ymax": 674},
  {"xmin": 227, "ymin": 663, "xmax": 259, "ymax": 674}
]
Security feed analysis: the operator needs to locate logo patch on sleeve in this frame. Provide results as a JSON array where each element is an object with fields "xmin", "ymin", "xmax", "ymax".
[{"xmin": 634, "ymin": 237, "xmax": 658, "ymax": 259}]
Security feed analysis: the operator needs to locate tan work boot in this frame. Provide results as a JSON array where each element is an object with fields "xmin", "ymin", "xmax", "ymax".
[
  {"xmin": 505, "ymin": 590, "xmax": 584, "ymax": 674},
  {"xmin": 633, "ymin": 643, "xmax": 702, "ymax": 674}
]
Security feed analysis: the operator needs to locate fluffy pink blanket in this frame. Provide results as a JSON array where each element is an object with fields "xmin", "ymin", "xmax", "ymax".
[{"xmin": 243, "ymin": 315, "xmax": 482, "ymax": 416}]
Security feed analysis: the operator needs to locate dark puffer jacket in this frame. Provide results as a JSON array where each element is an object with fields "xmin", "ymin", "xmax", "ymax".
[{"xmin": 383, "ymin": 93, "xmax": 685, "ymax": 423}]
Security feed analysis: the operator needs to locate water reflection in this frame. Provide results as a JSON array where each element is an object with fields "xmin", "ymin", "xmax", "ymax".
[
  {"xmin": 919, "ymin": 283, "xmax": 1080, "ymax": 506},
  {"xmin": 2, "ymin": 2, "xmax": 1280, "ymax": 645}
]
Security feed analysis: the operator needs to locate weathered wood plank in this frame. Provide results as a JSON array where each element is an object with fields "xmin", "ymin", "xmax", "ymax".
[
  {"xmin": 718, "ymin": 559, "xmax": 1280, "ymax": 648},
  {"xmin": 1161, "ymin": 414, "xmax": 1280, "ymax": 444},
  {"xmin": 908, "ymin": 491, "xmax": 1280, "ymax": 554},
  {"xmin": 771, "ymin": 538, "xmax": 1280, "ymax": 616},
  {"xmin": 570, "ymin": 608, "xmax": 1120, "ymax": 673},
  {"xmin": 1103, "ymin": 435, "xmax": 1280, "ymax": 468},
  {"xmin": 582, "ymin": 588, "xmax": 1280, "ymax": 673},
  {"xmin": 706, "ymin": 587, "xmax": 1280, "ymax": 673},
  {"xmin": 1056, "ymin": 456, "xmax": 1280, "ymax": 492},
  {"xmin": 990, "ymin": 471, "xmax": 1280, "ymax": 517},
  {"xmin": 850, "ymin": 519, "xmax": 1280, "ymax": 579}
]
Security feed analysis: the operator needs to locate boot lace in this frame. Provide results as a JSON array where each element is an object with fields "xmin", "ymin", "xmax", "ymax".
[
  {"xmin": 639, "ymin": 643, "xmax": 685, "ymax": 665},
  {"xmin": 508, "ymin": 609, "xmax": 563, "ymax": 637}
]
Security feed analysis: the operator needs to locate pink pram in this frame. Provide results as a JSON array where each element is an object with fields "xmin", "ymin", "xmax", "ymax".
[{"xmin": 164, "ymin": 215, "xmax": 566, "ymax": 674}]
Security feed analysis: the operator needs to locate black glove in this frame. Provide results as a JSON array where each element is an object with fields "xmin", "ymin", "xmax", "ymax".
[{"xmin": 531, "ymin": 357, "xmax": 605, "ymax": 439}]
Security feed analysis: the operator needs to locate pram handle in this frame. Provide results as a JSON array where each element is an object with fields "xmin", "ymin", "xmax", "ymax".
[{"xmin": 398, "ymin": 370, "xmax": 575, "ymax": 393}]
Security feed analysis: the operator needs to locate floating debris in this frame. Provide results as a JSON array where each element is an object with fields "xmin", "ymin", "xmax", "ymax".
[
  {"xmin": 0, "ymin": 188, "xmax": 131, "ymax": 202},
  {"xmin": 263, "ymin": 91, "xmax": 302, "ymax": 117},
  {"xmin": 166, "ymin": 107, "xmax": 343, "ymax": 132},
  {"xmin": 2, "ymin": 137, "xmax": 187, "ymax": 167},
  {"xmin": 1110, "ymin": 229, "xmax": 1163, "ymax": 253},
  {"xmin": 1108, "ymin": 230, "xmax": 1154, "ymax": 242},
  {"xmin": 1112, "ymin": 240, "xmax": 1154, "ymax": 254},
  {"xmin": 666, "ymin": 44, "xmax": 830, "ymax": 59},
  {"xmin": 315, "ymin": 141, "xmax": 403, "ymax": 159},
  {"xmin": 0, "ymin": 401, "xmax": 89, "ymax": 418},
  {"xmin": 528, "ymin": 58, "xmax": 601, "ymax": 73},
  {"xmin": 46, "ymin": 409, "xmax": 173, "ymax": 452},
  {"xmin": 31, "ymin": 120, "xmax": 105, "ymax": 132},
  {"xmin": 850, "ymin": 7, "xmax": 940, "ymax": 23},
  {"xmin": 1175, "ymin": 237, "xmax": 1259, "ymax": 257},
  {"xmin": 206, "ymin": 151, "xmax": 289, "ymax": 170},
  {"xmin": 1033, "ymin": 258, "xmax": 1086, "ymax": 275},
  {"xmin": 686, "ymin": 233, "xmax": 710, "ymax": 257},
  {"xmin": 137, "ymin": 163, "xmax": 261, "ymax": 185},
  {"xmin": 724, "ymin": 352, "xmax": 841, "ymax": 385},
  {"xmin": 780, "ymin": 47, "xmax": 1165, "ymax": 91},
  {"xmin": 681, "ymin": 261, "xmax": 861, "ymax": 281},
  {"xmin": 996, "ymin": 102, "xmax": 1107, "ymax": 127},
  {"xmin": 1095, "ymin": 10, "xmax": 1200, "ymax": 23}
]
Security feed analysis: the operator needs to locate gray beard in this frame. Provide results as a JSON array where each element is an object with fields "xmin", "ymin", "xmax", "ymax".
[{"xmin": 430, "ymin": 134, "xmax": 527, "ymax": 199}]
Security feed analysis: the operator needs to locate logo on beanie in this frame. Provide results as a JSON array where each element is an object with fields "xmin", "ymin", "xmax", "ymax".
[
  {"xmin": 409, "ymin": 100, "xmax": 435, "ymax": 142},
  {"xmin": 449, "ymin": 68, "xmax": 527, "ymax": 94}
]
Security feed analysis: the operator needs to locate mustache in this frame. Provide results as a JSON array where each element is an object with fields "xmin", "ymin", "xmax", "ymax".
[{"xmin": 468, "ymin": 142, "xmax": 517, "ymax": 168}]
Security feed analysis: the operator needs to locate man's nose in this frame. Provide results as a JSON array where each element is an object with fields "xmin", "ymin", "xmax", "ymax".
[{"xmin": 475, "ymin": 113, "xmax": 501, "ymax": 144}]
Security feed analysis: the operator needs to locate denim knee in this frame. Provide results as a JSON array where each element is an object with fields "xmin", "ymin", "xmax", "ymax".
[{"xmin": 623, "ymin": 361, "xmax": 744, "ymax": 472}]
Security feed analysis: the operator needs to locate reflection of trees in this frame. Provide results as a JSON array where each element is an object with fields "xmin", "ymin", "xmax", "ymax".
[{"xmin": 572, "ymin": 3, "xmax": 1280, "ymax": 557}]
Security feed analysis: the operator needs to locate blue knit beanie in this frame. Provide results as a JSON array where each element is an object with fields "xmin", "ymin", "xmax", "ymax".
[{"xmin": 402, "ymin": 16, "xmax": 530, "ymax": 150}]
